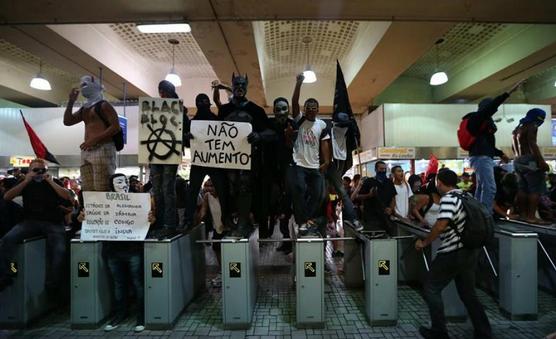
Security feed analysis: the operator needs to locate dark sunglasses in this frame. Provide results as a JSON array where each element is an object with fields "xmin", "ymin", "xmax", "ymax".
[{"xmin": 32, "ymin": 168, "xmax": 46, "ymax": 174}]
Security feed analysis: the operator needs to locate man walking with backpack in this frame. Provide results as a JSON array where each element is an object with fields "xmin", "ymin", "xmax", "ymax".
[
  {"xmin": 458, "ymin": 79, "xmax": 523, "ymax": 214},
  {"xmin": 415, "ymin": 169, "xmax": 492, "ymax": 339}
]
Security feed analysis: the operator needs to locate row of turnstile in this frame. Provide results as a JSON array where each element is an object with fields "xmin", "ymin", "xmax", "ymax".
[{"xmin": 1, "ymin": 218, "xmax": 555, "ymax": 329}]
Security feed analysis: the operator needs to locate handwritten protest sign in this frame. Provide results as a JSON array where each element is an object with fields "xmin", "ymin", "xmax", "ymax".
[
  {"xmin": 138, "ymin": 97, "xmax": 183, "ymax": 165},
  {"xmin": 190, "ymin": 120, "xmax": 252, "ymax": 170},
  {"xmin": 81, "ymin": 192, "xmax": 151, "ymax": 241}
]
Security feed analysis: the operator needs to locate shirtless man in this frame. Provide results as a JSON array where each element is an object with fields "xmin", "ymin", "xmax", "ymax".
[
  {"xmin": 512, "ymin": 108, "xmax": 548, "ymax": 224},
  {"xmin": 64, "ymin": 75, "xmax": 120, "ymax": 191}
]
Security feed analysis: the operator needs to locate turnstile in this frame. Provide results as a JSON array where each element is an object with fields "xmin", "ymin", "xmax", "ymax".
[
  {"xmin": 343, "ymin": 227, "xmax": 364, "ymax": 288},
  {"xmin": 70, "ymin": 240, "xmax": 112, "ymax": 328},
  {"xmin": 144, "ymin": 223, "xmax": 206, "ymax": 329},
  {"xmin": 396, "ymin": 221, "xmax": 467, "ymax": 322},
  {"xmin": 497, "ymin": 227, "xmax": 538, "ymax": 319},
  {"xmin": 0, "ymin": 236, "xmax": 51, "ymax": 328},
  {"xmin": 221, "ymin": 230, "xmax": 258, "ymax": 329},
  {"xmin": 295, "ymin": 238, "xmax": 324, "ymax": 328},
  {"xmin": 364, "ymin": 238, "xmax": 397, "ymax": 326}
]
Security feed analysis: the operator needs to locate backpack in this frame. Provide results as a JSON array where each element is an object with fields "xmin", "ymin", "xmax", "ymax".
[
  {"xmin": 449, "ymin": 192, "xmax": 494, "ymax": 249},
  {"xmin": 93, "ymin": 101, "xmax": 124, "ymax": 151},
  {"xmin": 457, "ymin": 115, "xmax": 490, "ymax": 151}
]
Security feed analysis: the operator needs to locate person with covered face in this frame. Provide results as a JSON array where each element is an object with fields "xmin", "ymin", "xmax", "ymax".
[
  {"xmin": 148, "ymin": 80, "xmax": 183, "ymax": 233},
  {"xmin": 462, "ymin": 79, "xmax": 523, "ymax": 214},
  {"xmin": 288, "ymin": 73, "xmax": 331, "ymax": 236},
  {"xmin": 78, "ymin": 173, "xmax": 154, "ymax": 332},
  {"xmin": 64, "ymin": 75, "xmax": 121, "ymax": 191},
  {"xmin": 0, "ymin": 159, "xmax": 71, "ymax": 296},
  {"xmin": 512, "ymin": 108, "xmax": 550, "ymax": 224},
  {"xmin": 260, "ymin": 97, "xmax": 296, "ymax": 251},
  {"xmin": 182, "ymin": 93, "xmax": 227, "ymax": 231},
  {"xmin": 218, "ymin": 74, "xmax": 276, "ymax": 237}
]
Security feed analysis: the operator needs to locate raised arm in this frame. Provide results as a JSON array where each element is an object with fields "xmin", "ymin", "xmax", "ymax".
[
  {"xmin": 63, "ymin": 88, "xmax": 83, "ymax": 126},
  {"xmin": 292, "ymin": 73, "xmax": 304, "ymax": 120}
]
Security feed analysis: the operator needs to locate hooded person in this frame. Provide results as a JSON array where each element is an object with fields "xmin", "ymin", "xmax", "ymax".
[
  {"xmin": 217, "ymin": 74, "xmax": 276, "ymax": 237},
  {"xmin": 512, "ymin": 107, "xmax": 549, "ymax": 224},
  {"xmin": 63, "ymin": 76, "xmax": 120, "ymax": 192},
  {"xmin": 461, "ymin": 79, "xmax": 524, "ymax": 214},
  {"xmin": 182, "ymin": 92, "xmax": 227, "ymax": 231}
]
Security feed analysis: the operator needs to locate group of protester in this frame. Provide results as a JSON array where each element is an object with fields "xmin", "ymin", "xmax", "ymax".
[{"xmin": 0, "ymin": 72, "xmax": 551, "ymax": 338}]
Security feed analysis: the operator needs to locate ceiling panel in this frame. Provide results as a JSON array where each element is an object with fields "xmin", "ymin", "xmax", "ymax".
[{"xmin": 109, "ymin": 23, "xmax": 216, "ymax": 79}]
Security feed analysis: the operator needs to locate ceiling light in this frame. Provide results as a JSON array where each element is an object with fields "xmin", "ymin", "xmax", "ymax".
[
  {"xmin": 137, "ymin": 23, "xmax": 191, "ymax": 33},
  {"xmin": 430, "ymin": 38, "xmax": 448, "ymax": 86},
  {"xmin": 302, "ymin": 36, "xmax": 317, "ymax": 83},
  {"xmin": 303, "ymin": 67, "xmax": 317, "ymax": 84},
  {"xmin": 29, "ymin": 60, "xmax": 51, "ymax": 91},
  {"xmin": 430, "ymin": 72, "xmax": 448, "ymax": 86},
  {"xmin": 165, "ymin": 39, "xmax": 182, "ymax": 87},
  {"xmin": 165, "ymin": 68, "xmax": 182, "ymax": 87}
]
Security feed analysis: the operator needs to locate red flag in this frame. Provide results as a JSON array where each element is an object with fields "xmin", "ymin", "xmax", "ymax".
[
  {"xmin": 425, "ymin": 154, "xmax": 438, "ymax": 178},
  {"xmin": 19, "ymin": 110, "xmax": 60, "ymax": 164}
]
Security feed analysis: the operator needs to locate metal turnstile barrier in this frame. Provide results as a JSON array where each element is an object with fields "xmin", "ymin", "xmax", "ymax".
[
  {"xmin": 363, "ymin": 237, "xmax": 398, "ymax": 326},
  {"xmin": 496, "ymin": 226, "xmax": 538, "ymax": 319},
  {"xmin": 343, "ymin": 226, "xmax": 363, "ymax": 288},
  {"xmin": 396, "ymin": 221, "xmax": 467, "ymax": 322},
  {"xmin": 70, "ymin": 240, "xmax": 112, "ymax": 328},
  {"xmin": 144, "ymin": 223, "xmax": 206, "ymax": 329},
  {"xmin": 220, "ymin": 230, "xmax": 258, "ymax": 329},
  {"xmin": 0, "ymin": 236, "xmax": 51, "ymax": 328},
  {"xmin": 295, "ymin": 237, "xmax": 324, "ymax": 328}
]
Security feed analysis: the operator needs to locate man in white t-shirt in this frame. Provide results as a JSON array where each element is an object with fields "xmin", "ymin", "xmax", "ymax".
[
  {"xmin": 392, "ymin": 165, "xmax": 413, "ymax": 218},
  {"xmin": 286, "ymin": 74, "xmax": 331, "ymax": 236}
]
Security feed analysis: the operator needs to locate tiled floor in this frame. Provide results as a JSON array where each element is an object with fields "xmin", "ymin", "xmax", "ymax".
[{"xmin": 2, "ymin": 229, "xmax": 556, "ymax": 339}]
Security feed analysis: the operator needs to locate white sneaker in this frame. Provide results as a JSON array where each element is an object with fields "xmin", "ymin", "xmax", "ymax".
[
  {"xmin": 104, "ymin": 324, "xmax": 119, "ymax": 332},
  {"xmin": 134, "ymin": 325, "xmax": 145, "ymax": 332},
  {"xmin": 352, "ymin": 220, "xmax": 364, "ymax": 232}
]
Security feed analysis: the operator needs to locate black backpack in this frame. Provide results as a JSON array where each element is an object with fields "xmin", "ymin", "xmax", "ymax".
[
  {"xmin": 91, "ymin": 100, "xmax": 124, "ymax": 151},
  {"xmin": 449, "ymin": 192, "xmax": 494, "ymax": 249}
]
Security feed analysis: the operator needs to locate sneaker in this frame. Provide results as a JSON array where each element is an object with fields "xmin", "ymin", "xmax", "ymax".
[
  {"xmin": 134, "ymin": 325, "xmax": 145, "ymax": 332},
  {"xmin": 298, "ymin": 223, "xmax": 309, "ymax": 236},
  {"xmin": 211, "ymin": 274, "xmax": 222, "ymax": 287},
  {"xmin": 306, "ymin": 225, "xmax": 321, "ymax": 237},
  {"xmin": 418, "ymin": 326, "xmax": 450, "ymax": 339},
  {"xmin": 352, "ymin": 220, "xmax": 364, "ymax": 232},
  {"xmin": 104, "ymin": 324, "xmax": 119, "ymax": 332}
]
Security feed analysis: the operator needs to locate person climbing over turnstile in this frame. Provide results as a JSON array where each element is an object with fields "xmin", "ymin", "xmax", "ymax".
[
  {"xmin": 78, "ymin": 173, "xmax": 155, "ymax": 333},
  {"xmin": 287, "ymin": 73, "xmax": 331, "ymax": 236},
  {"xmin": 414, "ymin": 169, "xmax": 492, "ymax": 339}
]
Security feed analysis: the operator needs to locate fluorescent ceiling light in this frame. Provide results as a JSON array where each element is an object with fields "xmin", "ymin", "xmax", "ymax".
[
  {"xmin": 430, "ymin": 71, "xmax": 448, "ymax": 86},
  {"xmin": 165, "ymin": 68, "xmax": 182, "ymax": 87},
  {"xmin": 30, "ymin": 74, "xmax": 52, "ymax": 91},
  {"xmin": 137, "ymin": 23, "xmax": 191, "ymax": 33}
]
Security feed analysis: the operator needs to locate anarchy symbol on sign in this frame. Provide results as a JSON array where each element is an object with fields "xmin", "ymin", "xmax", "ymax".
[{"xmin": 140, "ymin": 115, "xmax": 182, "ymax": 161}]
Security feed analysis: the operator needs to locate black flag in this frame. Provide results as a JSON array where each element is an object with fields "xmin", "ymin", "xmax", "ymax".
[{"xmin": 332, "ymin": 60, "xmax": 360, "ymax": 175}]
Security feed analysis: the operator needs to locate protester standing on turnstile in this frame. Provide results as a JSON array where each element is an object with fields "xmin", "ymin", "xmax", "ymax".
[
  {"xmin": 78, "ymin": 173, "xmax": 154, "ymax": 333},
  {"xmin": 0, "ymin": 159, "xmax": 71, "ymax": 297},
  {"xmin": 415, "ymin": 170, "xmax": 492, "ymax": 339}
]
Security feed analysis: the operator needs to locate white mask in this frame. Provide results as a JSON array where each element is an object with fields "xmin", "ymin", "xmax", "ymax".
[
  {"xmin": 80, "ymin": 75, "xmax": 104, "ymax": 108},
  {"xmin": 112, "ymin": 176, "xmax": 129, "ymax": 193},
  {"xmin": 274, "ymin": 101, "xmax": 289, "ymax": 116}
]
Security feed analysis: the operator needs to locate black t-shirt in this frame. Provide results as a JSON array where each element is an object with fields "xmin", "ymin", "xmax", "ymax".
[
  {"xmin": 218, "ymin": 101, "xmax": 271, "ymax": 133},
  {"xmin": 265, "ymin": 118, "xmax": 294, "ymax": 178},
  {"xmin": 22, "ymin": 181, "xmax": 66, "ymax": 223},
  {"xmin": 359, "ymin": 177, "xmax": 396, "ymax": 218}
]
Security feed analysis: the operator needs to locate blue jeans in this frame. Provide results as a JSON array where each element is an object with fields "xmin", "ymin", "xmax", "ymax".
[
  {"xmin": 0, "ymin": 219, "xmax": 66, "ymax": 290},
  {"xmin": 106, "ymin": 249, "xmax": 144, "ymax": 325},
  {"xmin": 287, "ymin": 165, "xmax": 325, "ymax": 225},
  {"xmin": 325, "ymin": 161, "xmax": 357, "ymax": 222},
  {"xmin": 470, "ymin": 156, "xmax": 496, "ymax": 213},
  {"xmin": 423, "ymin": 248, "xmax": 492, "ymax": 338},
  {"xmin": 150, "ymin": 164, "xmax": 178, "ymax": 229}
]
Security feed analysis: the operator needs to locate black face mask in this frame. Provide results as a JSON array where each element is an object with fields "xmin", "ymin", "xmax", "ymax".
[{"xmin": 376, "ymin": 171, "xmax": 387, "ymax": 182}]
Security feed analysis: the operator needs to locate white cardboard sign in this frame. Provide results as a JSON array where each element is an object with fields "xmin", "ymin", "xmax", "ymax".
[
  {"xmin": 189, "ymin": 120, "xmax": 252, "ymax": 170},
  {"xmin": 138, "ymin": 97, "xmax": 183, "ymax": 165},
  {"xmin": 81, "ymin": 192, "xmax": 151, "ymax": 241}
]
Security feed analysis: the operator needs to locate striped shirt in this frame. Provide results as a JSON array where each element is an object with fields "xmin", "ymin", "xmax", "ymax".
[{"xmin": 437, "ymin": 189, "xmax": 466, "ymax": 254}]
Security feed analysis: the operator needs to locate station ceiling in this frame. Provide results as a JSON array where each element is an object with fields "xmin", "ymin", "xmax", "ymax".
[{"xmin": 0, "ymin": 0, "xmax": 555, "ymax": 113}]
